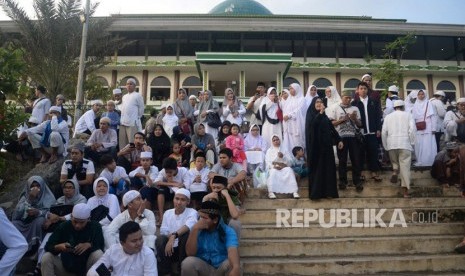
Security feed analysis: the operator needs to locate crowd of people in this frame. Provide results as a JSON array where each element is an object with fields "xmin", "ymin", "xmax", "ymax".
[{"xmin": 2, "ymin": 74, "xmax": 465, "ymax": 275}]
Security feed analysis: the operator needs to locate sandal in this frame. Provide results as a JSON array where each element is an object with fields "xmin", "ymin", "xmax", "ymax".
[
  {"xmin": 371, "ymin": 175, "xmax": 382, "ymax": 182},
  {"xmin": 390, "ymin": 174, "xmax": 398, "ymax": 184}
]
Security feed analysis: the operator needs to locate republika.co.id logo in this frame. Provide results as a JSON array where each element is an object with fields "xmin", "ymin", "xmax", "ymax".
[{"xmin": 275, "ymin": 208, "xmax": 438, "ymax": 228}]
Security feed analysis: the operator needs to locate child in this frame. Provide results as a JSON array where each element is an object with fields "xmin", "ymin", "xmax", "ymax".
[
  {"xmin": 162, "ymin": 104, "xmax": 178, "ymax": 137},
  {"xmin": 101, "ymin": 100, "xmax": 120, "ymax": 132},
  {"xmin": 225, "ymin": 123, "xmax": 247, "ymax": 170},
  {"xmin": 169, "ymin": 141, "xmax": 187, "ymax": 167},
  {"xmin": 291, "ymin": 146, "xmax": 308, "ymax": 181},
  {"xmin": 99, "ymin": 154, "xmax": 130, "ymax": 197},
  {"xmin": 189, "ymin": 148, "xmax": 214, "ymax": 169},
  {"xmin": 128, "ymin": 151, "xmax": 159, "ymax": 210},
  {"xmin": 186, "ymin": 152, "xmax": 210, "ymax": 209}
]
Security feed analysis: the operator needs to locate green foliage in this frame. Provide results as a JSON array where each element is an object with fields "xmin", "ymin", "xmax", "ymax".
[
  {"xmin": 0, "ymin": 43, "xmax": 26, "ymax": 95},
  {"xmin": 84, "ymin": 73, "xmax": 111, "ymax": 102},
  {"xmin": 0, "ymin": 0, "xmax": 127, "ymax": 100},
  {"xmin": 0, "ymin": 101, "xmax": 29, "ymax": 142}
]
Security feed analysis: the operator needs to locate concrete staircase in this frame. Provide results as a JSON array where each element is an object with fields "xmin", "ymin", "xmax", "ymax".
[{"xmin": 240, "ymin": 170, "xmax": 465, "ymax": 275}]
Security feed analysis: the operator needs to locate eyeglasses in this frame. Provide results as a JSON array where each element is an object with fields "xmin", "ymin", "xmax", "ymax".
[{"xmin": 251, "ymin": 129, "xmax": 259, "ymax": 132}]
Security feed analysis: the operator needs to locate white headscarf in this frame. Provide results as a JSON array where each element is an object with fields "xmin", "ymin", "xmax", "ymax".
[
  {"xmin": 325, "ymin": 86, "xmax": 342, "ymax": 108},
  {"xmin": 89, "ymin": 177, "xmax": 111, "ymax": 206},
  {"xmin": 411, "ymin": 90, "xmax": 434, "ymax": 120},
  {"xmin": 244, "ymin": 124, "xmax": 268, "ymax": 152},
  {"xmin": 305, "ymin": 85, "xmax": 318, "ymax": 109},
  {"xmin": 405, "ymin": 90, "xmax": 419, "ymax": 113}
]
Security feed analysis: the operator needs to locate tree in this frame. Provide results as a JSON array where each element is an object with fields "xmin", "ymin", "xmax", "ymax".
[{"xmin": 0, "ymin": 0, "xmax": 126, "ymax": 100}]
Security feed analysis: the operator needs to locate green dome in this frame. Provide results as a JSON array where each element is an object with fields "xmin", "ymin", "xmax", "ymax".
[{"xmin": 209, "ymin": 0, "xmax": 273, "ymax": 15}]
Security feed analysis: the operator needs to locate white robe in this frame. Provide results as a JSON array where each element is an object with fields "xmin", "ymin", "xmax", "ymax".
[
  {"xmin": 265, "ymin": 145, "xmax": 298, "ymax": 194},
  {"xmin": 382, "ymin": 110, "xmax": 416, "ymax": 151},
  {"xmin": 411, "ymin": 97, "xmax": 437, "ymax": 166},
  {"xmin": 282, "ymin": 83, "xmax": 306, "ymax": 153},
  {"xmin": 260, "ymin": 97, "xmax": 283, "ymax": 145},
  {"xmin": 162, "ymin": 113, "xmax": 179, "ymax": 137}
]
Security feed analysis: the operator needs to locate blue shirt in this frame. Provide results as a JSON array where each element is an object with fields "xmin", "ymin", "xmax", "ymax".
[
  {"xmin": 102, "ymin": 111, "xmax": 121, "ymax": 131},
  {"xmin": 196, "ymin": 219, "xmax": 238, "ymax": 268}
]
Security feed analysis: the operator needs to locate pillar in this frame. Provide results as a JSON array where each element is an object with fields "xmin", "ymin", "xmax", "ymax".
[
  {"xmin": 303, "ymin": 71, "xmax": 309, "ymax": 93},
  {"xmin": 111, "ymin": 70, "xmax": 118, "ymax": 88},
  {"xmin": 202, "ymin": 70, "xmax": 209, "ymax": 91},
  {"xmin": 459, "ymin": 75, "xmax": 464, "ymax": 97},
  {"xmin": 336, "ymin": 72, "xmax": 342, "ymax": 93},
  {"xmin": 141, "ymin": 70, "xmax": 148, "ymax": 104},
  {"xmin": 276, "ymin": 71, "xmax": 283, "ymax": 94},
  {"xmin": 240, "ymin": 71, "xmax": 246, "ymax": 97},
  {"xmin": 427, "ymin": 74, "xmax": 434, "ymax": 98}
]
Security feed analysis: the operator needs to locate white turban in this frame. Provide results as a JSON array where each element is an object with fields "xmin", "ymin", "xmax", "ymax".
[
  {"xmin": 457, "ymin": 98, "xmax": 465, "ymax": 104},
  {"xmin": 175, "ymin": 188, "xmax": 191, "ymax": 200},
  {"xmin": 49, "ymin": 106, "xmax": 62, "ymax": 114},
  {"xmin": 90, "ymin": 100, "xmax": 103, "ymax": 106},
  {"xmin": 123, "ymin": 190, "xmax": 140, "ymax": 207},
  {"xmin": 72, "ymin": 203, "xmax": 91, "ymax": 220},
  {"xmin": 361, "ymin": 74, "xmax": 371, "ymax": 81},
  {"xmin": 140, "ymin": 151, "xmax": 152, "ymax": 159},
  {"xmin": 388, "ymin": 85, "xmax": 399, "ymax": 93},
  {"xmin": 113, "ymin": 88, "xmax": 122, "ymax": 95},
  {"xmin": 127, "ymin": 78, "xmax": 136, "ymax": 85}
]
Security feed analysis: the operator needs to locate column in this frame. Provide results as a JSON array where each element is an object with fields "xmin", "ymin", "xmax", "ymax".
[
  {"xmin": 276, "ymin": 71, "xmax": 283, "ymax": 94},
  {"xmin": 427, "ymin": 74, "xmax": 434, "ymax": 98},
  {"xmin": 202, "ymin": 70, "xmax": 209, "ymax": 91},
  {"xmin": 111, "ymin": 70, "xmax": 118, "ymax": 87},
  {"xmin": 336, "ymin": 72, "xmax": 342, "ymax": 93},
  {"xmin": 239, "ymin": 71, "xmax": 246, "ymax": 97},
  {"xmin": 174, "ymin": 70, "xmax": 180, "ymax": 94},
  {"xmin": 459, "ymin": 75, "xmax": 464, "ymax": 97},
  {"xmin": 303, "ymin": 71, "xmax": 309, "ymax": 93},
  {"xmin": 141, "ymin": 70, "xmax": 148, "ymax": 104}
]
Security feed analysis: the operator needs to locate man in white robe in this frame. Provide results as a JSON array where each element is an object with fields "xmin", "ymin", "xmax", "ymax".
[
  {"xmin": 0, "ymin": 208, "xmax": 28, "ymax": 276},
  {"xmin": 87, "ymin": 221, "xmax": 157, "ymax": 276},
  {"xmin": 119, "ymin": 78, "xmax": 145, "ymax": 149},
  {"xmin": 382, "ymin": 100, "xmax": 416, "ymax": 198},
  {"xmin": 430, "ymin": 90, "xmax": 447, "ymax": 151},
  {"xmin": 444, "ymin": 98, "xmax": 465, "ymax": 142},
  {"xmin": 74, "ymin": 100, "xmax": 102, "ymax": 138}
]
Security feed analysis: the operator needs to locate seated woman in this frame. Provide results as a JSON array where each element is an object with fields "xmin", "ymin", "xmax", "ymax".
[
  {"xmin": 87, "ymin": 177, "xmax": 121, "ymax": 229},
  {"xmin": 12, "ymin": 176, "xmax": 56, "ymax": 252},
  {"xmin": 244, "ymin": 124, "xmax": 268, "ymax": 174},
  {"xmin": 191, "ymin": 123, "xmax": 216, "ymax": 165},
  {"xmin": 225, "ymin": 123, "xmax": 247, "ymax": 170},
  {"xmin": 146, "ymin": 124, "xmax": 171, "ymax": 170},
  {"xmin": 216, "ymin": 120, "xmax": 231, "ymax": 153},
  {"xmin": 265, "ymin": 135, "xmax": 300, "ymax": 199}
]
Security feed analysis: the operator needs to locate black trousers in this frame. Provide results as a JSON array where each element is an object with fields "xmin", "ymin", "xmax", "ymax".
[
  {"xmin": 156, "ymin": 232, "xmax": 189, "ymax": 275},
  {"xmin": 360, "ymin": 134, "xmax": 381, "ymax": 172},
  {"xmin": 435, "ymin": 132, "xmax": 443, "ymax": 153},
  {"xmin": 337, "ymin": 137, "xmax": 362, "ymax": 186}
]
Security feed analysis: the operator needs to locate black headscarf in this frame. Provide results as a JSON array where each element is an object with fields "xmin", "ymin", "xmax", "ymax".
[
  {"xmin": 147, "ymin": 124, "xmax": 171, "ymax": 170},
  {"xmin": 217, "ymin": 120, "xmax": 232, "ymax": 144}
]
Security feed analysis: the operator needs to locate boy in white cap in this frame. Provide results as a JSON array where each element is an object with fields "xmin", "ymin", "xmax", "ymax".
[
  {"xmin": 444, "ymin": 97, "xmax": 465, "ymax": 142},
  {"xmin": 101, "ymin": 100, "xmax": 121, "ymax": 132},
  {"xmin": 41, "ymin": 203, "xmax": 104, "ymax": 275},
  {"xmin": 382, "ymin": 100, "xmax": 416, "ymax": 198},
  {"xmin": 104, "ymin": 191, "xmax": 156, "ymax": 250},
  {"xmin": 129, "ymin": 151, "xmax": 159, "ymax": 210},
  {"xmin": 112, "ymin": 88, "xmax": 123, "ymax": 114},
  {"xmin": 84, "ymin": 117, "xmax": 118, "ymax": 163},
  {"xmin": 383, "ymin": 85, "xmax": 400, "ymax": 117},
  {"xmin": 156, "ymin": 188, "xmax": 198, "ymax": 275},
  {"xmin": 430, "ymin": 90, "xmax": 447, "ymax": 151},
  {"xmin": 74, "ymin": 99, "xmax": 103, "ymax": 138},
  {"xmin": 19, "ymin": 106, "xmax": 69, "ymax": 164}
]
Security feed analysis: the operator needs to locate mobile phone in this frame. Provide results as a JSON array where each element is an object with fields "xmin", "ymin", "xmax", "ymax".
[
  {"xmin": 65, "ymin": 244, "xmax": 74, "ymax": 250},
  {"xmin": 129, "ymin": 142, "xmax": 135, "ymax": 148},
  {"xmin": 95, "ymin": 263, "xmax": 111, "ymax": 276}
]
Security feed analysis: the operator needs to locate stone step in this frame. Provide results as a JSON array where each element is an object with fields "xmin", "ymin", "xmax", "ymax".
[
  {"xmin": 294, "ymin": 176, "xmax": 441, "ymax": 187},
  {"xmin": 240, "ymin": 235, "xmax": 461, "ymax": 257},
  {"xmin": 239, "ymin": 207, "xmax": 465, "ymax": 225},
  {"xmin": 248, "ymin": 185, "xmax": 460, "ymax": 199},
  {"xmin": 241, "ymin": 222, "xmax": 465, "ymax": 239},
  {"xmin": 242, "ymin": 197, "xmax": 465, "ymax": 210},
  {"xmin": 241, "ymin": 253, "xmax": 465, "ymax": 275}
]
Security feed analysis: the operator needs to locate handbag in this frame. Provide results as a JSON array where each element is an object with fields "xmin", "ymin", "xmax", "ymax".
[
  {"xmin": 415, "ymin": 102, "xmax": 428, "ymax": 131},
  {"xmin": 90, "ymin": 205, "xmax": 111, "ymax": 222},
  {"xmin": 206, "ymin": 112, "xmax": 222, "ymax": 128},
  {"xmin": 340, "ymin": 106, "xmax": 365, "ymax": 144}
]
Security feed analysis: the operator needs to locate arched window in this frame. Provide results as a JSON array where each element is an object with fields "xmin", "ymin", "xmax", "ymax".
[
  {"xmin": 437, "ymin": 80, "xmax": 457, "ymax": 102},
  {"xmin": 375, "ymin": 81, "xmax": 389, "ymax": 90},
  {"xmin": 406, "ymin": 80, "xmax": 426, "ymax": 95},
  {"xmin": 150, "ymin": 76, "xmax": 171, "ymax": 101},
  {"xmin": 120, "ymin": 76, "xmax": 140, "ymax": 92},
  {"xmin": 283, "ymin": 77, "xmax": 300, "ymax": 88},
  {"xmin": 182, "ymin": 76, "xmax": 202, "ymax": 97},
  {"xmin": 312, "ymin": 78, "xmax": 333, "ymax": 98},
  {"xmin": 344, "ymin": 78, "xmax": 360, "ymax": 93},
  {"xmin": 95, "ymin": 76, "xmax": 109, "ymax": 87}
]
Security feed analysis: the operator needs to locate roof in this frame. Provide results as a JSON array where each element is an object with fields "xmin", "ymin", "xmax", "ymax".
[{"xmin": 209, "ymin": 0, "xmax": 273, "ymax": 15}]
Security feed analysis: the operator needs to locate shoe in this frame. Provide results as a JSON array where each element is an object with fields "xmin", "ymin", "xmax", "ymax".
[
  {"xmin": 390, "ymin": 174, "xmax": 398, "ymax": 184},
  {"xmin": 339, "ymin": 182, "xmax": 347, "ymax": 190},
  {"xmin": 355, "ymin": 185, "xmax": 364, "ymax": 192},
  {"xmin": 268, "ymin": 192, "xmax": 277, "ymax": 199},
  {"xmin": 293, "ymin": 192, "xmax": 300, "ymax": 199}
]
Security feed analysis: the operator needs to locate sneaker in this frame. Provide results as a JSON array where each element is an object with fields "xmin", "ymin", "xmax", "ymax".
[
  {"xmin": 268, "ymin": 192, "xmax": 277, "ymax": 199},
  {"xmin": 293, "ymin": 192, "xmax": 300, "ymax": 199}
]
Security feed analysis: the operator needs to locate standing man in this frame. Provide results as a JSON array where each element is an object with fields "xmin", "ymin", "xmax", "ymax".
[
  {"xmin": 119, "ymin": 78, "xmax": 144, "ymax": 150},
  {"xmin": 430, "ymin": 90, "xmax": 447, "ymax": 151},
  {"xmin": 328, "ymin": 90, "xmax": 363, "ymax": 191},
  {"xmin": 0, "ymin": 208, "xmax": 28, "ymax": 276},
  {"xmin": 31, "ymin": 85, "xmax": 52, "ymax": 123},
  {"xmin": 246, "ymin": 82, "xmax": 267, "ymax": 131},
  {"xmin": 444, "ymin": 98, "xmax": 465, "ymax": 142},
  {"xmin": 382, "ymin": 100, "xmax": 416, "ymax": 198},
  {"xmin": 352, "ymin": 82, "xmax": 383, "ymax": 182},
  {"xmin": 113, "ymin": 88, "xmax": 123, "ymax": 115},
  {"xmin": 383, "ymin": 85, "xmax": 400, "ymax": 117}
]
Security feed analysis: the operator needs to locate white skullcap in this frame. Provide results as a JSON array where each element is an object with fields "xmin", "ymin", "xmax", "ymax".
[
  {"xmin": 361, "ymin": 74, "xmax": 371, "ymax": 80},
  {"xmin": 127, "ymin": 78, "xmax": 136, "ymax": 85},
  {"xmin": 90, "ymin": 100, "xmax": 103, "ymax": 106},
  {"xmin": 140, "ymin": 151, "xmax": 152, "ymax": 159},
  {"xmin": 434, "ymin": 90, "xmax": 446, "ymax": 97},
  {"xmin": 99, "ymin": 117, "xmax": 111, "ymax": 125},
  {"xmin": 28, "ymin": 116, "xmax": 40, "ymax": 124},
  {"xmin": 123, "ymin": 190, "xmax": 140, "ymax": 207},
  {"xmin": 49, "ymin": 106, "xmax": 62, "ymax": 114},
  {"xmin": 113, "ymin": 88, "xmax": 122, "ymax": 95},
  {"xmin": 72, "ymin": 203, "xmax": 91, "ymax": 220},
  {"xmin": 175, "ymin": 188, "xmax": 191, "ymax": 200},
  {"xmin": 388, "ymin": 85, "xmax": 399, "ymax": 93},
  {"xmin": 457, "ymin": 98, "xmax": 465, "ymax": 104},
  {"xmin": 189, "ymin": 95, "xmax": 198, "ymax": 101},
  {"xmin": 393, "ymin": 100, "xmax": 405, "ymax": 108}
]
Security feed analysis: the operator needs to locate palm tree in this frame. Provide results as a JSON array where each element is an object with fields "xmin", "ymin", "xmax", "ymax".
[{"xmin": 0, "ymin": 0, "xmax": 126, "ymax": 99}]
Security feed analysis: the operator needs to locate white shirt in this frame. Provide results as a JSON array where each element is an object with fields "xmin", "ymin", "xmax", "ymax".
[
  {"xmin": 120, "ymin": 92, "xmax": 144, "ymax": 127},
  {"xmin": 186, "ymin": 167, "xmax": 210, "ymax": 193},
  {"xmin": 87, "ymin": 194, "xmax": 121, "ymax": 227},
  {"xmin": 155, "ymin": 167, "xmax": 190, "ymax": 193},
  {"xmin": 74, "ymin": 109, "xmax": 96, "ymax": 136},
  {"xmin": 86, "ymin": 129, "xmax": 118, "ymax": 151},
  {"xmin": 104, "ymin": 209, "xmax": 157, "ymax": 250},
  {"xmin": 248, "ymin": 95, "xmax": 266, "ymax": 126},
  {"xmin": 26, "ymin": 116, "xmax": 70, "ymax": 143},
  {"xmin": 87, "ymin": 244, "xmax": 157, "ymax": 276},
  {"xmin": 31, "ymin": 97, "xmax": 51, "ymax": 123},
  {"xmin": 360, "ymin": 96, "xmax": 373, "ymax": 134},
  {"xmin": 0, "ymin": 208, "xmax": 28, "ymax": 275},
  {"xmin": 160, "ymin": 208, "xmax": 198, "ymax": 247},
  {"xmin": 429, "ymin": 98, "xmax": 446, "ymax": 132},
  {"xmin": 382, "ymin": 110, "xmax": 416, "ymax": 151},
  {"xmin": 222, "ymin": 102, "xmax": 246, "ymax": 125},
  {"xmin": 129, "ymin": 166, "xmax": 159, "ymax": 187},
  {"xmin": 162, "ymin": 113, "xmax": 179, "ymax": 137},
  {"xmin": 99, "ymin": 166, "xmax": 129, "ymax": 185}
]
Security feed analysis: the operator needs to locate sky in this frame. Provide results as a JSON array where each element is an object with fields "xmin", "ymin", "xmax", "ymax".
[{"xmin": 0, "ymin": 0, "xmax": 464, "ymax": 25}]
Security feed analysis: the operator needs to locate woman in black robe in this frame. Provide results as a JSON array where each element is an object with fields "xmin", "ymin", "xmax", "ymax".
[
  {"xmin": 147, "ymin": 124, "xmax": 172, "ymax": 170},
  {"xmin": 306, "ymin": 97, "xmax": 343, "ymax": 200}
]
